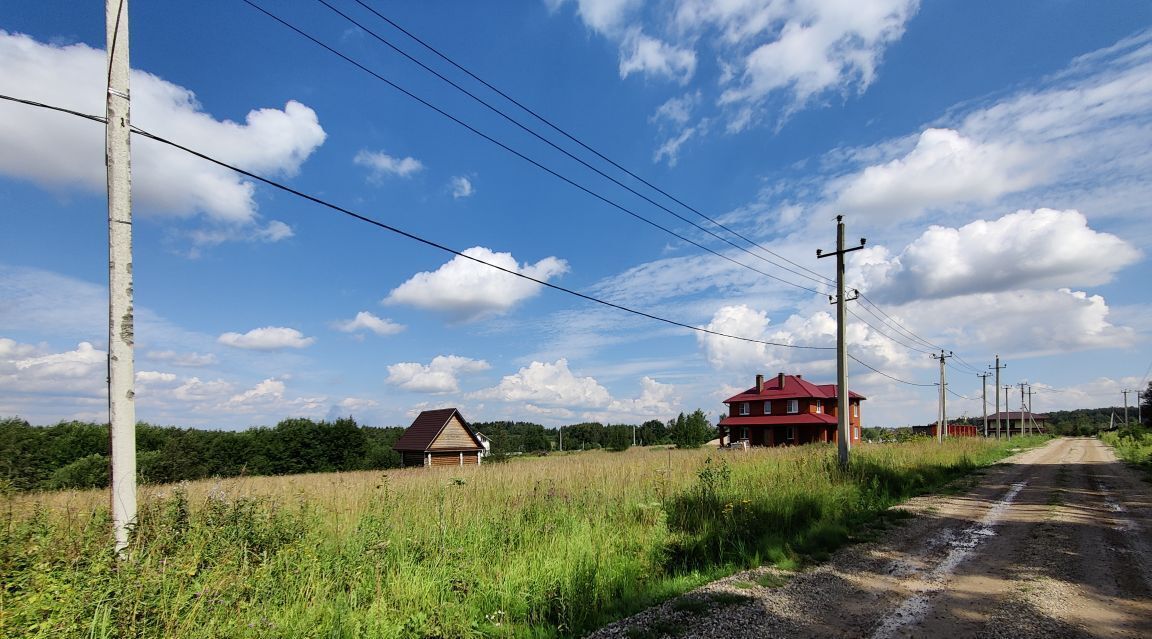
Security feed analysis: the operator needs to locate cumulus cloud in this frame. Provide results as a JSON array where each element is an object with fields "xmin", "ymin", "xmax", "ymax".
[
  {"xmin": 332, "ymin": 311, "xmax": 405, "ymax": 337},
  {"xmin": 619, "ymin": 28, "xmax": 697, "ymax": 84},
  {"xmin": 831, "ymin": 128, "xmax": 1041, "ymax": 223},
  {"xmin": 450, "ymin": 176, "xmax": 474, "ymax": 199},
  {"xmin": 862, "ymin": 209, "xmax": 1140, "ymax": 303},
  {"xmin": 136, "ymin": 370, "xmax": 178, "ymax": 384},
  {"xmin": 476, "ymin": 358, "xmax": 612, "ymax": 408},
  {"xmin": 603, "ymin": 376, "xmax": 679, "ymax": 418},
  {"xmin": 146, "ymin": 350, "xmax": 218, "ymax": 367},
  {"xmin": 385, "ymin": 246, "xmax": 569, "ymax": 321},
  {"xmin": 0, "ymin": 31, "xmax": 325, "ymax": 241},
  {"xmin": 217, "ymin": 326, "xmax": 315, "ymax": 350},
  {"xmin": 386, "ymin": 355, "xmax": 491, "ymax": 393},
  {"xmin": 552, "ymin": 1, "xmax": 919, "ymax": 130},
  {"xmin": 354, "ymin": 149, "xmax": 424, "ymax": 180},
  {"xmin": 0, "ymin": 340, "xmax": 107, "ymax": 403}
]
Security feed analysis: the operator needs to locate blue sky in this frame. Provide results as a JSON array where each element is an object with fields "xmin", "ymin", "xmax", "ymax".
[{"xmin": 2, "ymin": 0, "xmax": 1151, "ymax": 430}]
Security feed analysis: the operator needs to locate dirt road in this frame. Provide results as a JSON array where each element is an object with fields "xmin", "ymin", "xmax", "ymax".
[{"xmin": 588, "ymin": 437, "xmax": 1152, "ymax": 638}]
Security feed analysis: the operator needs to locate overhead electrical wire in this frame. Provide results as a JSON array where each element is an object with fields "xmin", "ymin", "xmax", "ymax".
[
  {"xmin": 340, "ymin": 0, "xmax": 835, "ymax": 288},
  {"xmin": 847, "ymin": 354, "xmax": 936, "ymax": 387},
  {"xmin": 946, "ymin": 387, "xmax": 976, "ymax": 401},
  {"xmin": 846, "ymin": 308, "xmax": 935, "ymax": 356},
  {"xmin": 239, "ymin": 0, "xmax": 828, "ymax": 296},
  {"xmin": 0, "ymin": 92, "xmax": 836, "ymax": 354}
]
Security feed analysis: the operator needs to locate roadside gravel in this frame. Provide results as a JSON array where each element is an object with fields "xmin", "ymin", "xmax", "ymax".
[{"xmin": 584, "ymin": 438, "xmax": 1152, "ymax": 639}]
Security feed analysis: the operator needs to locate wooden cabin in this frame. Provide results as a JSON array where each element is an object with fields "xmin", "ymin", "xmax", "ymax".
[{"xmin": 393, "ymin": 407, "xmax": 485, "ymax": 467}]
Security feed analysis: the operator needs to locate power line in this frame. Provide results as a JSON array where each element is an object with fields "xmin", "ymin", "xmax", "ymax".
[
  {"xmin": 946, "ymin": 387, "xmax": 976, "ymax": 401},
  {"xmin": 239, "ymin": 0, "xmax": 828, "ymax": 296},
  {"xmin": 846, "ymin": 307, "xmax": 935, "ymax": 355},
  {"xmin": 342, "ymin": 0, "xmax": 836, "ymax": 289},
  {"xmin": 0, "ymin": 95, "xmax": 971, "ymax": 401},
  {"xmin": 847, "ymin": 353, "xmax": 935, "ymax": 387}
]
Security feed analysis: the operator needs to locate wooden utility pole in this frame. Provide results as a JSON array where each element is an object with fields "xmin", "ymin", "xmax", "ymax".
[
  {"xmin": 931, "ymin": 351, "xmax": 953, "ymax": 443},
  {"xmin": 817, "ymin": 215, "xmax": 865, "ymax": 470},
  {"xmin": 990, "ymin": 357, "xmax": 1006, "ymax": 438},
  {"xmin": 977, "ymin": 372, "xmax": 991, "ymax": 437},
  {"xmin": 1025, "ymin": 385, "xmax": 1036, "ymax": 434},
  {"xmin": 106, "ymin": 0, "xmax": 136, "ymax": 555}
]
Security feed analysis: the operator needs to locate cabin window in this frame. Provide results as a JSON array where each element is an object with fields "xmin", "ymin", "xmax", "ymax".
[
  {"xmin": 739, "ymin": 402, "xmax": 749, "ymax": 416},
  {"xmin": 785, "ymin": 426, "xmax": 796, "ymax": 441},
  {"xmin": 787, "ymin": 399, "xmax": 799, "ymax": 414},
  {"xmin": 764, "ymin": 401, "xmax": 771, "ymax": 415}
]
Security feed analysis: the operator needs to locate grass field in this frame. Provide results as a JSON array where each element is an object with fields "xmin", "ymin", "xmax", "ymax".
[
  {"xmin": 1101, "ymin": 427, "xmax": 1152, "ymax": 475},
  {"xmin": 1, "ymin": 436, "xmax": 1048, "ymax": 638}
]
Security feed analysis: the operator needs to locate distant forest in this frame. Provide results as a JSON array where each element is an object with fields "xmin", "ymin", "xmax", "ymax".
[
  {"xmin": 0, "ymin": 410, "xmax": 713, "ymax": 491},
  {"xmin": 863, "ymin": 405, "xmax": 1148, "ymax": 442}
]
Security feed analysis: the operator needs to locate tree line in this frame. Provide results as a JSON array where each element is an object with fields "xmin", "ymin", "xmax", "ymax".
[{"xmin": 0, "ymin": 409, "xmax": 717, "ymax": 491}]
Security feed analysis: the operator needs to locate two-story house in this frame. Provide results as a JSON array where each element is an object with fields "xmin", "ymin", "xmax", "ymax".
[{"xmin": 719, "ymin": 373, "xmax": 865, "ymax": 447}]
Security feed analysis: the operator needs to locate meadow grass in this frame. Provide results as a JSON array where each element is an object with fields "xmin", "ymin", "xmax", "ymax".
[
  {"xmin": 1100, "ymin": 427, "xmax": 1152, "ymax": 476},
  {"xmin": 0, "ymin": 436, "xmax": 1048, "ymax": 638}
]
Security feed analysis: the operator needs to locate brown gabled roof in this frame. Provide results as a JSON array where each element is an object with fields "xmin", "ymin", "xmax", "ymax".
[
  {"xmin": 393, "ymin": 407, "xmax": 484, "ymax": 452},
  {"xmin": 724, "ymin": 373, "xmax": 865, "ymax": 403}
]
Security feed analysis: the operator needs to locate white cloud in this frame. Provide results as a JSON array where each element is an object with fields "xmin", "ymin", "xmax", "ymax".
[
  {"xmin": 476, "ymin": 358, "xmax": 613, "ymax": 408},
  {"xmin": 602, "ymin": 376, "xmax": 679, "ymax": 419},
  {"xmin": 146, "ymin": 350, "xmax": 218, "ymax": 367},
  {"xmin": 227, "ymin": 378, "xmax": 285, "ymax": 405},
  {"xmin": 0, "ymin": 340, "xmax": 107, "ymax": 402},
  {"xmin": 332, "ymin": 311, "xmax": 405, "ymax": 337},
  {"xmin": 862, "ymin": 209, "xmax": 1140, "ymax": 303},
  {"xmin": 387, "ymin": 355, "xmax": 491, "ymax": 393},
  {"xmin": 385, "ymin": 246, "xmax": 569, "ymax": 321},
  {"xmin": 450, "ymin": 176, "xmax": 474, "ymax": 199},
  {"xmin": 831, "ymin": 128, "xmax": 1041, "ymax": 223},
  {"xmin": 217, "ymin": 326, "xmax": 315, "ymax": 350},
  {"xmin": 354, "ymin": 149, "xmax": 424, "ymax": 180},
  {"xmin": 0, "ymin": 31, "xmax": 325, "ymax": 240},
  {"xmin": 549, "ymin": 0, "xmax": 643, "ymax": 35},
  {"xmin": 619, "ymin": 28, "xmax": 697, "ymax": 84},
  {"xmin": 136, "ymin": 370, "xmax": 178, "ymax": 384}
]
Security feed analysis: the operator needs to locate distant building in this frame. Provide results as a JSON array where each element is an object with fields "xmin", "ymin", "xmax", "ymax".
[
  {"xmin": 718, "ymin": 373, "xmax": 865, "ymax": 447},
  {"xmin": 912, "ymin": 423, "xmax": 980, "ymax": 438},
  {"xmin": 987, "ymin": 411, "xmax": 1049, "ymax": 434},
  {"xmin": 393, "ymin": 408, "xmax": 485, "ymax": 467}
]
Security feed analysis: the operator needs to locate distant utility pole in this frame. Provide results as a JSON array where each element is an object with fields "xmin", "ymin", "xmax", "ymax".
[
  {"xmin": 1003, "ymin": 385, "xmax": 1014, "ymax": 437},
  {"xmin": 977, "ymin": 372, "xmax": 991, "ymax": 437},
  {"xmin": 1026, "ymin": 386, "xmax": 1037, "ymax": 434},
  {"xmin": 931, "ymin": 351, "xmax": 953, "ymax": 443},
  {"xmin": 1017, "ymin": 382, "xmax": 1028, "ymax": 437},
  {"xmin": 106, "ymin": 0, "xmax": 136, "ymax": 556},
  {"xmin": 1122, "ymin": 389, "xmax": 1134, "ymax": 426},
  {"xmin": 817, "ymin": 215, "xmax": 866, "ymax": 470},
  {"xmin": 990, "ymin": 356, "xmax": 1006, "ymax": 438}
]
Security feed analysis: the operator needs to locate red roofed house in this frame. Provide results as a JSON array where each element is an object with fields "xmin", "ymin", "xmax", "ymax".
[
  {"xmin": 719, "ymin": 373, "xmax": 865, "ymax": 447},
  {"xmin": 393, "ymin": 407, "xmax": 485, "ymax": 467}
]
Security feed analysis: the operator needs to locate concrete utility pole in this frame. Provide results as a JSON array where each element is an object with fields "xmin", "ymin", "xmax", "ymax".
[
  {"xmin": 1017, "ymin": 382, "xmax": 1028, "ymax": 437},
  {"xmin": 106, "ymin": 0, "xmax": 136, "ymax": 555},
  {"xmin": 1003, "ymin": 385, "xmax": 1014, "ymax": 437},
  {"xmin": 977, "ymin": 372, "xmax": 991, "ymax": 437},
  {"xmin": 1122, "ymin": 389, "xmax": 1133, "ymax": 426},
  {"xmin": 817, "ymin": 215, "xmax": 866, "ymax": 470},
  {"xmin": 990, "ymin": 357, "xmax": 1006, "ymax": 438},
  {"xmin": 1025, "ymin": 386, "xmax": 1035, "ymax": 434},
  {"xmin": 931, "ymin": 351, "xmax": 953, "ymax": 443}
]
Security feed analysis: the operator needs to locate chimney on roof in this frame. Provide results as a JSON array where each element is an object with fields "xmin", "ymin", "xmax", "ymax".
[
  {"xmin": 756, "ymin": 374, "xmax": 764, "ymax": 393},
  {"xmin": 778, "ymin": 372, "xmax": 786, "ymax": 389}
]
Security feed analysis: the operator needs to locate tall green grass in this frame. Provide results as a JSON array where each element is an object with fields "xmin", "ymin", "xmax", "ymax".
[
  {"xmin": 1101, "ymin": 427, "xmax": 1152, "ymax": 475},
  {"xmin": 1, "ymin": 437, "xmax": 1046, "ymax": 638}
]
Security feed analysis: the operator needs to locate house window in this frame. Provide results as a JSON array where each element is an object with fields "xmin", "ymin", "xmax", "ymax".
[
  {"xmin": 739, "ymin": 402, "xmax": 749, "ymax": 416},
  {"xmin": 815, "ymin": 400, "xmax": 823, "ymax": 414},
  {"xmin": 787, "ymin": 399, "xmax": 799, "ymax": 414},
  {"xmin": 764, "ymin": 401, "xmax": 771, "ymax": 415},
  {"xmin": 785, "ymin": 426, "xmax": 795, "ymax": 441},
  {"xmin": 851, "ymin": 403, "xmax": 859, "ymax": 418}
]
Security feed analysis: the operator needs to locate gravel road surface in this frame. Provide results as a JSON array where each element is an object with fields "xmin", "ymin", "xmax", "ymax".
[{"xmin": 586, "ymin": 437, "xmax": 1152, "ymax": 639}]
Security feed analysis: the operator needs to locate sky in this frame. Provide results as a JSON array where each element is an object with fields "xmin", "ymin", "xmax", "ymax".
[{"xmin": 1, "ymin": 0, "xmax": 1151, "ymax": 430}]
